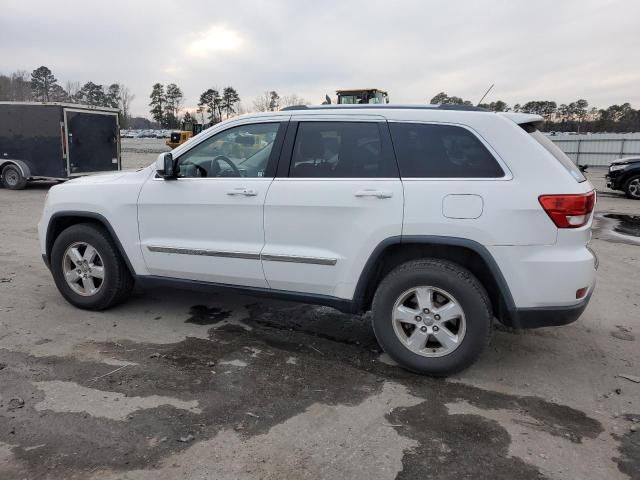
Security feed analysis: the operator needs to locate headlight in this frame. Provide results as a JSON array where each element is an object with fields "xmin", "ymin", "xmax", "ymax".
[{"xmin": 609, "ymin": 164, "xmax": 627, "ymax": 172}]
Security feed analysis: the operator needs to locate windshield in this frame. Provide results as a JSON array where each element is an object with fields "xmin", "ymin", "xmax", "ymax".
[{"xmin": 529, "ymin": 130, "xmax": 586, "ymax": 182}]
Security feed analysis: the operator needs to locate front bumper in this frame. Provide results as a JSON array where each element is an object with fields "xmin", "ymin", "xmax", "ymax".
[{"xmin": 606, "ymin": 172, "xmax": 625, "ymax": 190}]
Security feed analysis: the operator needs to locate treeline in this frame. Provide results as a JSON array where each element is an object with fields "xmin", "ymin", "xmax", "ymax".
[
  {"xmin": 147, "ymin": 83, "xmax": 241, "ymax": 128},
  {"xmin": 148, "ymin": 85, "xmax": 309, "ymax": 128},
  {"xmin": 430, "ymin": 92, "xmax": 640, "ymax": 133},
  {"xmin": 0, "ymin": 66, "xmax": 137, "ymax": 128},
  {"xmin": 0, "ymin": 65, "xmax": 134, "ymax": 127}
]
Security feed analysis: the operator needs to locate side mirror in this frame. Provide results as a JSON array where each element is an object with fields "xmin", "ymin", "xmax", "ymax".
[{"xmin": 157, "ymin": 152, "xmax": 177, "ymax": 179}]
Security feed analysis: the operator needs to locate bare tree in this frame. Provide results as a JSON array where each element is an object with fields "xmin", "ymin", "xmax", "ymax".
[
  {"xmin": 280, "ymin": 94, "xmax": 308, "ymax": 108},
  {"xmin": 252, "ymin": 91, "xmax": 271, "ymax": 112},
  {"xmin": 65, "ymin": 81, "xmax": 81, "ymax": 101},
  {"xmin": 118, "ymin": 84, "xmax": 135, "ymax": 127}
]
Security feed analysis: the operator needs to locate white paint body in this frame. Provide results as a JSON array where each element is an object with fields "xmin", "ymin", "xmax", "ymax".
[{"xmin": 38, "ymin": 107, "xmax": 597, "ymax": 309}]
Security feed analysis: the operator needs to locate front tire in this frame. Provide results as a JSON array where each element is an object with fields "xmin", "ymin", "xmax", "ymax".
[
  {"xmin": 1, "ymin": 165, "xmax": 28, "ymax": 190},
  {"xmin": 624, "ymin": 175, "xmax": 640, "ymax": 199},
  {"xmin": 371, "ymin": 259, "xmax": 492, "ymax": 376},
  {"xmin": 50, "ymin": 223, "xmax": 133, "ymax": 310}
]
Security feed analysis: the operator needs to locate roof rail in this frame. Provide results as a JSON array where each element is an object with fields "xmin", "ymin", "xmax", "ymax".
[{"xmin": 280, "ymin": 104, "xmax": 488, "ymax": 112}]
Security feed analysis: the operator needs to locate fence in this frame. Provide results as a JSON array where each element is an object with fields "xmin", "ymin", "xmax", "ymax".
[{"xmin": 550, "ymin": 133, "xmax": 640, "ymax": 167}]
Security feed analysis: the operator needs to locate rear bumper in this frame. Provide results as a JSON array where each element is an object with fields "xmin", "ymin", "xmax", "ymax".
[{"xmin": 511, "ymin": 289, "xmax": 593, "ymax": 329}]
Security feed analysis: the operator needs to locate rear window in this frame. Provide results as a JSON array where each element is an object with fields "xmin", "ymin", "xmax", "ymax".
[
  {"xmin": 528, "ymin": 129, "xmax": 586, "ymax": 183},
  {"xmin": 388, "ymin": 122, "xmax": 504, "ymax": 178}
]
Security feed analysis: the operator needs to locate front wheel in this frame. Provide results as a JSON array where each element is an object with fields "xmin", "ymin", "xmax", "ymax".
[
  {"xmin": 50, "ymin": 223, "xmax": 133, "ymax": 310},
  {"xmin": 624, "ymin": 175, "xmax": 640, "ymax": 199},
  {"xmin": 1, "ymin": 164, "xmax": 27, "ymax": 190},
  {"xmin": 371, "ymin": 259, "xmax": 492, "ymax": 376}
]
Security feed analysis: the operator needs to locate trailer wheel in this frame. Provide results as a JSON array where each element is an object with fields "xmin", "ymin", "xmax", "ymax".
[{"xmin": 1, "ymin": 164, "xmax": 28, "ymax": 190}]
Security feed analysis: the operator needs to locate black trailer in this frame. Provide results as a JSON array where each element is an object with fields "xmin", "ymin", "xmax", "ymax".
[{"xmin": 0, "ymin": 102, "xmax": 121, "ymax": 190}]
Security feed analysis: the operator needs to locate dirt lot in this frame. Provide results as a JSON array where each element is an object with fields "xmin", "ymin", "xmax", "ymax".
[{"xmin": 0, "ymin": 139, "xmax": 638, "ymax": 479}]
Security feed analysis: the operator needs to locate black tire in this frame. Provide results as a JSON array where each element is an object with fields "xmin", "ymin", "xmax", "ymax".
[
  {"xmin": 371, "ymin": 259, "xmax": 492, "ymax": 376},
  {"xmin": 50, "ymin": 223, "xmax": 133, "ymax": 310},
  {"xmin": 1, "ymin": 164, "xmax": 28, "ymax": 190},
  {"xmin": 623, "ymin": 175, "xmax": 640, "ymax": 200}
]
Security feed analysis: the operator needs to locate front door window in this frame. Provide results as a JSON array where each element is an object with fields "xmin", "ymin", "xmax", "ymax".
[{"xmin": 177, "ymin": 123, "xmax": 280, "ymax": 178}]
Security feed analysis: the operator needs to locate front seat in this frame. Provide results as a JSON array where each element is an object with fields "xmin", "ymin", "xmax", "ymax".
[{"xmin": 293, "ymin": 130, "xmax": 326, "ymax": 177}]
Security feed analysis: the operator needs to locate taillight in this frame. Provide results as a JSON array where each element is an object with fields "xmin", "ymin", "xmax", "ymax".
[{"xmin": 538, "ymin": 191, "xmax": 596, "ymax": 228}]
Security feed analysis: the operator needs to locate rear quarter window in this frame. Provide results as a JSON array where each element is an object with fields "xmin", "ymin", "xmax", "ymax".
[
  {"xmin": 388, "ymin": 122, "xmax": 505, "ymax": 178},
  {"xmin": 527, "ymin": 129, "xmax": 586, "ymax": 183}
]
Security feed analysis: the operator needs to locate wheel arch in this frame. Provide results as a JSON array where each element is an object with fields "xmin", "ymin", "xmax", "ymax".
[
  {"xmin": 352, "ymin": 236, "xmax": 518, "ymax": 326},
  {"xmin": 1, "ymin": 159, "xmax": 32, "ymax": 178},
  {"xmin": 623, "ymin": 171, "xmax": 640, "ymax": 198},
  {"xmin": 45, "ymin": 211, "xmax": 135, "ymax": 276}
]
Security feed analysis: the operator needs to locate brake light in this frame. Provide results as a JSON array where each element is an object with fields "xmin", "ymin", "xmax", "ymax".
[{"xmin": 538, "ymin": 191, "xmax": 596, "ymax": 228}]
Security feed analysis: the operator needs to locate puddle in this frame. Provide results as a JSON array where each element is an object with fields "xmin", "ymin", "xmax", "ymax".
[
  {"xmin": 185, "ymin": 305, "xmax": 231, "ymax": 325},
  {"xmin": 603, "ymin": 214, "xmax": 640, "ymax": 238},
  {"xmin": 593, "ymin": 213, "xmax": 640, "ymax": 245}
]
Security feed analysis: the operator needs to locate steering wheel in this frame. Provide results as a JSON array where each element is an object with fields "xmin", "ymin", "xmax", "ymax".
[{"xmin": 212, "ymin": 155, "xmax": 241, "ymax": 177}]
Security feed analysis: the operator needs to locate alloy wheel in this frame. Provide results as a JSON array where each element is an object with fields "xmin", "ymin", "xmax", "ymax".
[
  {"xmin": 392, "ymin": 286, "xmax": 466, "ymax": 358},
  {"xmin": 62, "ymin": 242, "xmax": 105, "ymax": 296}
]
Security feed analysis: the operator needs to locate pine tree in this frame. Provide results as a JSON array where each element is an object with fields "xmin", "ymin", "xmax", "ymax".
[
  {"xmin": 30, "ymin": 66, "xmax": 59, "ymax": 102},
  {"xmin": 105, "ymin": 84, "xmax": 121, "ymax": 109},
  {"xmin": 76, "ymin": 82, "xmax": 106, "ymax": 106},
  {"xmin": 268, "ymin": 91, "xmax": 280, "ymax": 111},
  {"xmin": 222, "ymin": 86, "xmax": 240, "ymax": 119},
  {"xmin": 197, "ymin": 89, "xmax": 219, "ymax": 125},
  {"xmin": 149, "ymin": 83, "xmax": 166, "ymax": 125},
  {"xmin": 165, "ymin": 83, "xmax": 183, "ymax": 128}
]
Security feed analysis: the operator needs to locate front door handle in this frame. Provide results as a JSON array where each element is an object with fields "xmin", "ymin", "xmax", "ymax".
[
  {"xmin": 226, "ymin": 188, "xmax": 258, "ymax": 196},
  {"xmin": 354, "ymin": 189, "xmax": 393, "ymax": 199}
]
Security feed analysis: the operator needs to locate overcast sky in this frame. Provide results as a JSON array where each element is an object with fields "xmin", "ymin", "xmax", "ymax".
[{"xmin": 2, "ymin": 0, "xmax": 639, "ymax": 117}]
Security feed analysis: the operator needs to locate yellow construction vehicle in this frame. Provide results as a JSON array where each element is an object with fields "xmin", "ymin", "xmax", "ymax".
[
  {"xmin": 166, "ymin": 121, "xmax": 204, "ymax": 149},
  {"xmin": 335, "ymin": 88, "xmax": 389, "ymax": 104}
]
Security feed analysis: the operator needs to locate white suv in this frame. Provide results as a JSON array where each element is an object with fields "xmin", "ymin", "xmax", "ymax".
[{"xmin": 38, "ymin": 105, "xmax": 597, "ymax": 375}]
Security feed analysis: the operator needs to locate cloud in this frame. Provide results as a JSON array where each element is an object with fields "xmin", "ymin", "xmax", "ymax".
[
  {"xmin": 1, "ymin": 0, "xmax": 638, "ymax": 117},
  {"xmin": 186, "ymin": 25, "xmax": 245, "ymax": 58}
]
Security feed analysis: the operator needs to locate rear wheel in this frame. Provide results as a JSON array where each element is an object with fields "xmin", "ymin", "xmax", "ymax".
[
  {"xmin": 624, "ymin": 175, "xmax": 640, "ymax": 199},
  {"xmin": 50, "ymin": 223, "xmax": 133, "ymax": 310},
  {"xmin": 371, "ymin": 259, "xmax": 492, "ymax": 376},
  {"xmin": 1, "ymin": 165, "xmax": 27, "ymax": 190}
]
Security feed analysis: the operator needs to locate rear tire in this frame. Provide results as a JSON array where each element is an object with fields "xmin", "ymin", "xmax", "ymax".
[
  {"xmin": 623, "ymin": 175, "xmax": 640, "ymax": 199},
  {"xmin": 371, "ymin": 259, "xmax": 492, "ymax": 376},
  {"xmin": 50, "ymin": 223, "xmax": 133, "ymax": 310},
  {"xmin": 1, "ymin": 165, "xmax": 28, "ymax": 190}
]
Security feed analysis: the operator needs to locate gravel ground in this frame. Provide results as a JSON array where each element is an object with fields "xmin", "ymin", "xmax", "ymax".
[{"xmin": 0, "ymin": 139, "xmax": 638, "ymax": 479}]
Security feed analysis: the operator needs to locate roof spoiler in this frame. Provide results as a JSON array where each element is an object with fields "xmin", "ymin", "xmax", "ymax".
[{"xmin": 499, "ymin": 112, "xmax": 544, "ymax": 127}]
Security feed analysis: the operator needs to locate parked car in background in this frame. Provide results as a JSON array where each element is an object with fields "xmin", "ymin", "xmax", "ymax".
[
  {"xmin": 606, "ymin": 157, "xmax": 640, "ymax": 199},
  {"xmin": 38, "ymin": 105, "xmax": 597, "ymax": 375}
]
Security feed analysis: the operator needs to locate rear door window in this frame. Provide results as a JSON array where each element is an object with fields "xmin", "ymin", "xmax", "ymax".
[
  {"xmin": 289, "ymin": 121, "xmax": 397, "ymax": 178},
  {"xmin": 389, "ymin": 122, "xmax": 505, "ymax": 178}
]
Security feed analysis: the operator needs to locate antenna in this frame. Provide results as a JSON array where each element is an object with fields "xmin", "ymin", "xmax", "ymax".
[{"xmin": 477, "ymin": 84, "xmax": 495, "ymax": 106}]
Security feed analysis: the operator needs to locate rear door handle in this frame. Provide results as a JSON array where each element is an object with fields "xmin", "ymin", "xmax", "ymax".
[
  {"xmin": 354, "ymin": 189, "xmax": 393, "ymax": 199},
  {"xmin": 226, "ymin": 188, "xmax": 258, "ymax": 196}
]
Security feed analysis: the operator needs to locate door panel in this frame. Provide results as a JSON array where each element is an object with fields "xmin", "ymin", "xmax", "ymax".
[
  {"xmin": 137, "ymin": 121, "xmax": 286, "ymax": 287},
  {"xmin": 262, "ymin": 179, "xmax": 403, "ymax": 298},
  {"xmin": 65, "ymin": 110, "xmax": 119, "ymax": 174},
  {"xmin": 138, "ymin": 177, "xmax": 270, "ymax": 287}
]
